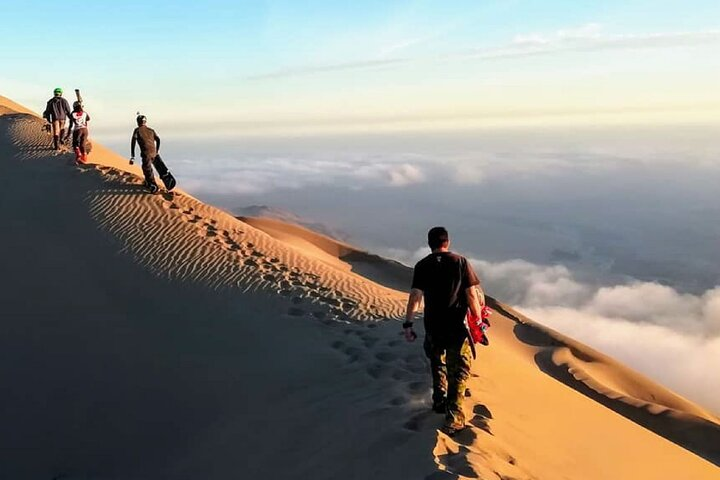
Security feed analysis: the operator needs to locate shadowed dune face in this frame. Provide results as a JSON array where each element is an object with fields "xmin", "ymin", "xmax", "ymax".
[{"xmin": 1, "ymin": 97, "xmax": 719, "ymax": 479}]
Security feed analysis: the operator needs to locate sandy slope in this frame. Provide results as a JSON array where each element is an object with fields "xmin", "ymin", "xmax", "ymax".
[{"xmin": 0, "ymin": 96, "xmax": 718, "ymax": 480}]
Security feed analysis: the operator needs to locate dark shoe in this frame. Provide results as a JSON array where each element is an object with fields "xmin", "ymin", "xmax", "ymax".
[
  {"xmin": 145, "ymin": 181, "xmax": 159, "ymax": 194},
  {"xmin": 432, "ymin": 399, "xmax": 446, "ymax": 414}
]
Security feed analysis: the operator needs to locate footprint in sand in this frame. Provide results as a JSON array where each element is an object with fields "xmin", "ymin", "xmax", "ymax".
[
  {"xmin": 404, "ymin": 362, "xmax": 427, "ymax": 375},
  {"xmin": 469, "ymin": 404, "xmax": 493, "ymax": 435},
  {"xmin": 391, "ymin": 370, "xmax": 414, "ymax": 381},
  {"xmin": 388, "ymin": 396, "xmax": 408, "ymax": 406},
  {"xmin": 362, "ymin": 336, "xmax": 380, "ymax": 348},
  {"xmin": 342, "ymin": 346, "xmax": 363, "ymax": 363},
  {"xmin": 366, "ymin": 363, "xmax": 388, "ymax": 379},
  {"xmin": 374, "ymin": 351, "xmax": 398, "ymax": 362},
  {"xmin": 408, "ymin": 381, "xmax": 429, "ymax": 394},
  {"xmin": 199, "ymin": 228, "xmax": 217, "ymax": 238},
  {"xmin": 435, "ymin": 446, "xmax": 479, "ymax": 479},
  {"xmin": 312, "ymin": 311, "xmax": 327, "ymax": 320},
  {"xmin": 403, "ymin": 411, "xmax": 436, "ymax": 432}
]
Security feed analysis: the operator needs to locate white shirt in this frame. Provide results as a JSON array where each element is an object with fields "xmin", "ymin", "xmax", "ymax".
[{"xmin": 71, "ymin": 111, "xmax": 89, "ymax": 129}]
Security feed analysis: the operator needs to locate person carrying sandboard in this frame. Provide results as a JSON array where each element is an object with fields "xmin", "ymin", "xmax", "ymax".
[
  {"xmin": 68, "ymin": 100, "xmax": 91, "ymax": 164},
  {"xmin": 130, "ymin": 114, "xmax": 177, "ymax": 193}
]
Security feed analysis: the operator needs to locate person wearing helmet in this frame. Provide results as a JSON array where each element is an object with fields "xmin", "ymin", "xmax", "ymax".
[
  {"xmin": 42, "ymin": 87, "xmax": 72, "ymax": 151},
  {"xmin": 68, "ymin": 101, "xmax": 91, "ymax": 164},
  {"xmin": 130, "ymin": 115, "xmax": 174, "ymax": 193}
]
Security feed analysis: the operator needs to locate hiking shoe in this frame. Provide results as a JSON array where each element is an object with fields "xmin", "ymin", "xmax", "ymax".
[{"xmin": 431, "ymin": 399, "xmax": 446, "ymax": 414}]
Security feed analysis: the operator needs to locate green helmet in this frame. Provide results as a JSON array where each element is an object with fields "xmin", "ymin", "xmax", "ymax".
[{"xmin": 54, "ymin": 87, "xmax": 63, "ymax": 96}]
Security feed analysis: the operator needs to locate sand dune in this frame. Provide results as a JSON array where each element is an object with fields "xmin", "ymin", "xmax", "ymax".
[
  {"xmin": 240, "ymin": 215, "xmax": 414, "ymax": 292},
  {"xmin": 1, "ymin": 96, "xmax": 718, "ymax": 479}
]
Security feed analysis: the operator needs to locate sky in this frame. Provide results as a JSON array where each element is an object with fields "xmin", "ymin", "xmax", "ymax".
[
  {"xmin": 2, "ymin": 0, "xmax": 720, "ymax": 135},
  {"xmin": 2, "ymin": 2, "xmax": 719, "ymax": 411}
]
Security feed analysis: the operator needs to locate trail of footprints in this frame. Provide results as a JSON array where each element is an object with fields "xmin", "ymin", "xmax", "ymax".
[
  {"xmin": 90, "ymin": 166, "xmax": 370, "ymax": 320},
  {"xmin": 157, "ymin": 195, "xmax": 366, "ymax": 321},
  {"xmin": 325, "ymin": 322, "xmax": 527, "ymax": 480}
]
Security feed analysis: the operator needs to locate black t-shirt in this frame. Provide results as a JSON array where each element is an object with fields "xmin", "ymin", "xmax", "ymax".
[
  {"xmin": 132, "ymin": 126, "xmax": 159, "ymax": 158},
  {"xmin": 411, "ymin": 251, "xmax": 480, "ymax": 340}
]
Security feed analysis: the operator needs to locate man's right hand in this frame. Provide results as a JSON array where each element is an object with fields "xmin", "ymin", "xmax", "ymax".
[{"xmin": 404, "ymin": 327, "xmax": 417, "ymax": 342}]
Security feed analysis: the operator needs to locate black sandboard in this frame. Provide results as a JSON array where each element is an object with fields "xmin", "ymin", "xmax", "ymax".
[{"xmin": 153, "ymin": 155, "xmax": 177, "ymax": 191}]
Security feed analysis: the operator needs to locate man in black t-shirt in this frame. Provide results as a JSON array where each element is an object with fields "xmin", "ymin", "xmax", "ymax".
[
  {"xmin": 404, "ymin": 226, "xmax": 485, "ymax": 435},
  {"xmin": 130, "ymin": 115, "xmax": 171, "ymax": 193}
]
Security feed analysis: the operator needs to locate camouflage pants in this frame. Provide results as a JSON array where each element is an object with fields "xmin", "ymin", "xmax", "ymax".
[{"xmin": 424, "ymin": 334, "xmax": 473, "ymax": 425}]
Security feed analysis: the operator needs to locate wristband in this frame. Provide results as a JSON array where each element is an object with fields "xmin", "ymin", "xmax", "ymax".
[{"xmin": 402, "ymin": 321, "xmax": 414, "ymax": 329}]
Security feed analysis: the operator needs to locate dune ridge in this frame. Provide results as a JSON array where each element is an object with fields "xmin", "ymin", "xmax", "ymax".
[{"xmin": 1, "ymin": 96, "xmax": 718, "ymax": 479}]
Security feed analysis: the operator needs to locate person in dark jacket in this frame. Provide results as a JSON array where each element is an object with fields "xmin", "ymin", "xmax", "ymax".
[
  {"xmin": 404, "ymin": 226, "xmax": 485, "ymax": 435},
  {"xmin": 43, "ymin": 87, "xmax": 72, "ymax": 151},
  {"xmin": 130, "ymin": 115, "xmax": 172, "ymax": 193}
]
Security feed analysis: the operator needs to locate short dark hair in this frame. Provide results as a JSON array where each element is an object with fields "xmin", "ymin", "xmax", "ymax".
[{"xmin": 428, "ymin": 226, "xmax": 449, "ymax": 249}]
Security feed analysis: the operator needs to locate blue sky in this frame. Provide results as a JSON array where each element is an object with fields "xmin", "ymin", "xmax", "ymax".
[{"xmin": 2, "ymin": 1, "xmax": 720, "ymax": 135}]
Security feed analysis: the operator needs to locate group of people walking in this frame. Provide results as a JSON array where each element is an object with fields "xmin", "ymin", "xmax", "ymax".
[
  {"xmin": 43, "ymin": 87, "xmax": 90, "ymax": 164},
  {"xmin": 42, "ymin": 88, "xmax": 175, "ymax": 193}
]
